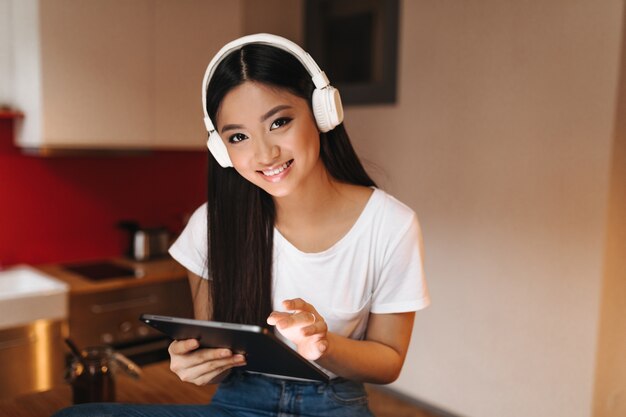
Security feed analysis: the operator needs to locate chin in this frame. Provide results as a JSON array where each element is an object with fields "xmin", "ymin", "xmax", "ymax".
[
  {"xmin": 250, "ymin": 173, "xmax": 297, "ymax": 198},
  {"xmin": 261, "ymin": 186, "xmax": 293, "ymax": 199}
]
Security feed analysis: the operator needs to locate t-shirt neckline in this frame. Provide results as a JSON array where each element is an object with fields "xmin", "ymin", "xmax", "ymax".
[{"xmin": 273, "ymin": 187, "xmax": 382, "ymax": 257}]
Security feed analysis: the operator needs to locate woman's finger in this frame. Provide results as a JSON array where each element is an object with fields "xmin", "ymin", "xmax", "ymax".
[
  {"xmin": 168, "ymin": 339, "xmax": 199, "ymax": 355},
  {"xmin": 297, "ymin": 311, "xmax": 317, "ymax": 325},
  {"xmin": 301, "ymin": 316, "xmax": 328, "ymax": 337},
  {"xmin": 266, "ymin": 311, "xmax": 290, "ymax": 325},
  {"xmin": 171, "ymin": 347, "xmax": 233, "ymax": 369},
  {"xmin": 273, "ymin": 310, "xmax": 317, "ymax": 330},
  {"xmin": 317, "ymin": 339, "xmax": 328, "ymax": 354},
  {"xmin": 177, "ymin": 354, "xmax": 246, "ymax": 384},
  {"xmin": 191, "ymin": 360, "xmax": 244, "ymax": 386},
  {"xmin": 282, "ymin": 298, "xmax": 311, "ymax": 311}
]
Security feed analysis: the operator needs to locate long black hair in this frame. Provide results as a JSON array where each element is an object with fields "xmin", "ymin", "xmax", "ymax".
[{"xmin": 205, "ymin": 44, "xmax": 376, "ymax": 326}]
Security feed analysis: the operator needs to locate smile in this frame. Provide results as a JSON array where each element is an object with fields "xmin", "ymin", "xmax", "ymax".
[{"xmin": 260, "ymin": 160, "xmax": 293, "ymax": 177}]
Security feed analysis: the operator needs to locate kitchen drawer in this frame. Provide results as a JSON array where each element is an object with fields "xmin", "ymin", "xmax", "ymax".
[{"xmin": 69, "ymin": 279, "xmax": 193, "ymax": 348}]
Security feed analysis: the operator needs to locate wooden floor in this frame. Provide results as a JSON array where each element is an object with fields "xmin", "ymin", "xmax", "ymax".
[{"xmin": 367, "ymin": 385, "xmax": 441, "ymax": 417}]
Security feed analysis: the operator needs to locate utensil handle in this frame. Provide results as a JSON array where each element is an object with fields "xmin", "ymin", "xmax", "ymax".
[{"xmin": 112, "ymin": 352, "xmax": 143, "ymax": 379}]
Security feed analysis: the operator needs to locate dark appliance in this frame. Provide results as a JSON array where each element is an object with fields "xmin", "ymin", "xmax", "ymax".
[
  {"xmin": 63, "ymin": 261, "xmax": 193, "ymax": 365},
  {"xmin": 63, "ymin": 261, "xmax": 137, "ymax": 281}
]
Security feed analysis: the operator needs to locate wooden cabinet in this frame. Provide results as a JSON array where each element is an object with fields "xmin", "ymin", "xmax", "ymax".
[
  {"xmin": 11, "ymin": 0, "xmax": 242, "ymax": 151},
  {"xmin": 68, "ymin": 279, "xmax": 193, "ymax": 349},
  {"xmin": 153, "ymin": 0, "xmax": 244, "ymax": 149}
]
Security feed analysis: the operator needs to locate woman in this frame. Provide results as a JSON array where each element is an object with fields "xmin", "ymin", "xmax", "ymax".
[{"xmin": 54, "ymin": 33, "xmax": 429, "ymax": 417}]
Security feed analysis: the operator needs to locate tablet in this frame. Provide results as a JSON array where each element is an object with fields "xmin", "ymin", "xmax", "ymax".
[{"xmin": 139, "ymin": 314, "xmax": 329, "ymax": 382}]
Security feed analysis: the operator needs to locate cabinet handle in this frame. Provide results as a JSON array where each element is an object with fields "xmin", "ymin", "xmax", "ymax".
[{"xmin": 90, "ymin": 294, "xmax": 159, "ymax": 313}]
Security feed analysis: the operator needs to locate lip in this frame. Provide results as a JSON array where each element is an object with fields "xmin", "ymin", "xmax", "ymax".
[{"xmin": 257, "ymin": 159, "xmax": 294, "ymax": 183}]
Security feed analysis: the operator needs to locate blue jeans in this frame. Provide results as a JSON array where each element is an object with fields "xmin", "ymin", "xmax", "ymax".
[{"xmin": 51, "ymin": 371, "xmax": 375, "ymax": 417}]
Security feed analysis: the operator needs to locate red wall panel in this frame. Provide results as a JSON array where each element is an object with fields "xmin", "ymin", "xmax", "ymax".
[{"xmin": 0, "ymin": 119, "xmax": 207, "ymax": 267}]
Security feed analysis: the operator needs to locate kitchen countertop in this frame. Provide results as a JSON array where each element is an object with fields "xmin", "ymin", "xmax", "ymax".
[
  {"xmin": 36, "ymin": 257, "xmax": 188, "ymax": 295},
  {"xmin": 0, "ymin": 361, "xmax": 216, "ymax": 417}
]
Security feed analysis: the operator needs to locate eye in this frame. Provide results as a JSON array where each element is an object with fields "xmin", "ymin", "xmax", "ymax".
[
  {"xmin": 270, "ymin": 117, "xmax": 292, "ymax": 131},
  {"xmin": 228, "ymin": 133, "xmax": 248, "ymax": 144}
]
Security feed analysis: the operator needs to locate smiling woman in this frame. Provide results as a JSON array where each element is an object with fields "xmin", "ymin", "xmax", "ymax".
[
  {"xmin": 52, "ymin": 33, "xmax": 430, "ymax": 417},
  {"xmin": 216, "ymin": 82, "xmax": 323, "ymax": 196}
]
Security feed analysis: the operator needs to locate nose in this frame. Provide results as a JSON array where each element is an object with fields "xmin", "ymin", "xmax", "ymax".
[{"xmin": 254, "ymin": 136, "xmax": 280, "ymax": 164}]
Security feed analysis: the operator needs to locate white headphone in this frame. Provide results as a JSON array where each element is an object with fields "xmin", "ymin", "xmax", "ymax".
[{"xmin": 201, "ymin": 33, "xmax": 344, "ymax": 168}]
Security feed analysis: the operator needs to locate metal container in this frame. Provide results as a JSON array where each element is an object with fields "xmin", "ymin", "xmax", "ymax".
[
  {"xmin": 132, "ymin": 228, "xmax": 169, "ymax": 261},
  {"xmin": 0, "ymin": 319, "xmax": 67, "ymax": 399},
  {"xmin": 118, "ymin": 221, "xmax": 170, "ymax": 261},
  {"xmin": 66, "ymin": 345, "xmax": 142, "ymax": 404}
]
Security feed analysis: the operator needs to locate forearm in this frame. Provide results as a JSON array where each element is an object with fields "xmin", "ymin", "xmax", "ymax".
[
  {"xmin": 268, "ymin": 301, "xmax": 415, "ymax": 384},
  {"xmin": 315, "ymin": 332, "xmax": 405, "ymax": 384}
]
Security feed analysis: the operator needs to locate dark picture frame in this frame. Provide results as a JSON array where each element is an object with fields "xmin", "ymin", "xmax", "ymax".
[{"xmin": 305, "ymin": 0, "xmax": 399, "ymax": 105}]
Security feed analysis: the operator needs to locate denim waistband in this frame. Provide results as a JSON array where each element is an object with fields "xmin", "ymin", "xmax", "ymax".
[{"xmin": 213, "ymin": 369, "xmax": 374, "ymax": 416}]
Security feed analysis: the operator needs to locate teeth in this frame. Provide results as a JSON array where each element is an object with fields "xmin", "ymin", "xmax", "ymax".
[{"xmin": 262, "ymin": 161, "xmax": 291, "ymax": 177}]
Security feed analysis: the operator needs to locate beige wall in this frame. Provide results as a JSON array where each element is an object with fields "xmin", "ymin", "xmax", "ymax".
[
  {"xmin": 0, "ymin": 0, "xmax": 12, "ymax": 106},
  {"xmin": 242, "ymin": 0, "xmax": 303, "ymax": 44},
  {"xmin": 244, "ymin": 1, "xmax": 624, "ymax": 415},
  {"xmin": 3, "ymin": 1, "xmax": 622, "ymax": 415},
  {"xmin": 343, "ymin": 1, "xmax": 622, "ymax": 417},
  {"xmin": 593, "ymin": 3, "xmax": 626, "ymax": 416}
]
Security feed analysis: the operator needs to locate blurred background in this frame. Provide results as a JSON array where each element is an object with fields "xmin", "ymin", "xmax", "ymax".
[{"xmin": 0, "ymin": 1, "xmax": 624, "ymax": 417}]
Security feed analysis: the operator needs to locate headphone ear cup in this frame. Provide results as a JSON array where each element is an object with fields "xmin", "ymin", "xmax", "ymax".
[
  {"xmin": 207, "ymin": 132, "xmax": 233, "ymax": 168},
  {"xmin": 312, "ymin": 87, "xmax": 344, "ymax": 133}
]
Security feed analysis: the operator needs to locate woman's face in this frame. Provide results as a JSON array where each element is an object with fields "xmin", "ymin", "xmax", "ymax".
[{"xmin": 215, "ymin": 81, "xmax": 325, "ymax": 198}]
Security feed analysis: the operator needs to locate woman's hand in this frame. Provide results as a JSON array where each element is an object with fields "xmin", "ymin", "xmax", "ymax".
[
  {"xmin": 168, "ymin": 339, "xmax": 246, "ymax": 386},
  {"xmin": 267, "ymin": 298, "xmax": 329, "ymax": 360}
]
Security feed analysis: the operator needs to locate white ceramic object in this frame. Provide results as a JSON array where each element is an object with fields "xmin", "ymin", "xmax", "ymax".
[{"xmin": 0, "ymin": 265, "xmax": 68, "ymax": 329}]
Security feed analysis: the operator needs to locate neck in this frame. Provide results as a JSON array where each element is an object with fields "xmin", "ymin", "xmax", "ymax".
[{"xmin": 273, "ymin": 162, "xmax": 342, "ymax": 227}]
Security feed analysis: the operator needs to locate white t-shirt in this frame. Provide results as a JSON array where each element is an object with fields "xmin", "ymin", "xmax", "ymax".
[{"xmin": 169, "ymin": 188, "xmax": 430, "ymax": 344}]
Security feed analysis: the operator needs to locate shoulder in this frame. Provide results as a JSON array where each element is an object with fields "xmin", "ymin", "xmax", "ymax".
[
  {"xmin": 371, "ymin": 189, "xmax": 418, "ymax": 229},
  {"xmin": 188, "ymin": 202, "xmax": 208, "ymax": 226},
  {"xmin": 364, "ymin": 189, "xmax": 422, "ymax": 252},
  {"xmin": 169, "ymin": 202, "xmax": 209, "ymax": 278},
  {"xmin": 181, "ymin": 202, "xmax": 208, "ymax": 243}
]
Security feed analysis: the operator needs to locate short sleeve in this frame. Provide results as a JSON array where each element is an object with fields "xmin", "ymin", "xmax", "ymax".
[
  {"xmin": 168, "ymin": 203, "xmax": 209, "ymax": 279},
  {"xmin": 370, "ymin": 214, "xmax": 430, "ymax": 314}
]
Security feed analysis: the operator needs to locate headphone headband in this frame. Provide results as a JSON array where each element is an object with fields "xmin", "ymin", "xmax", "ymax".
[{"xmin": 202, "ymin": 33, "xmax": 343, "ymax": 168}]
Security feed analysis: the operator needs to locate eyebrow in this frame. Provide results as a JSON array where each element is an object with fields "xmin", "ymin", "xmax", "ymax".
[
  {"xmin": 220, "ymin": 104, "xmax": 293, "ymax": 134},
  {"xmin": 260, "ymin": 105, "xmax": 292, "ymax": 122},
  {"xmin": 220, "ymin": 123, "xmax": 244, "ymax": 134}
]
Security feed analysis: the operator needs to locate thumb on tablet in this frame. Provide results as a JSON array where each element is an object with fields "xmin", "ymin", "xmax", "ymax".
[{"xmin": 169, "ymin": 338, "xmax": 199, "ymax": 355}]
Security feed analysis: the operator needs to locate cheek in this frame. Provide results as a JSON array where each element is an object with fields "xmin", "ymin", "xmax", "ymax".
[
  {"xmin": 232, "ymin": 160, "xmax": 252, "ymax": 177},
  {"xmin": 229, "ymin": 153, "xmax": 262, "ymax": 183},
  {"xmin": 309, "ymin": 135, "xmax": 322, "ymax": 160},
  {"xmin": 228, "ymin": 153, "xmax": 251, "ymax": 175},
  {"xmin": 296, "ymin": 125, "xmax": 321, "ymax": 155}
]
